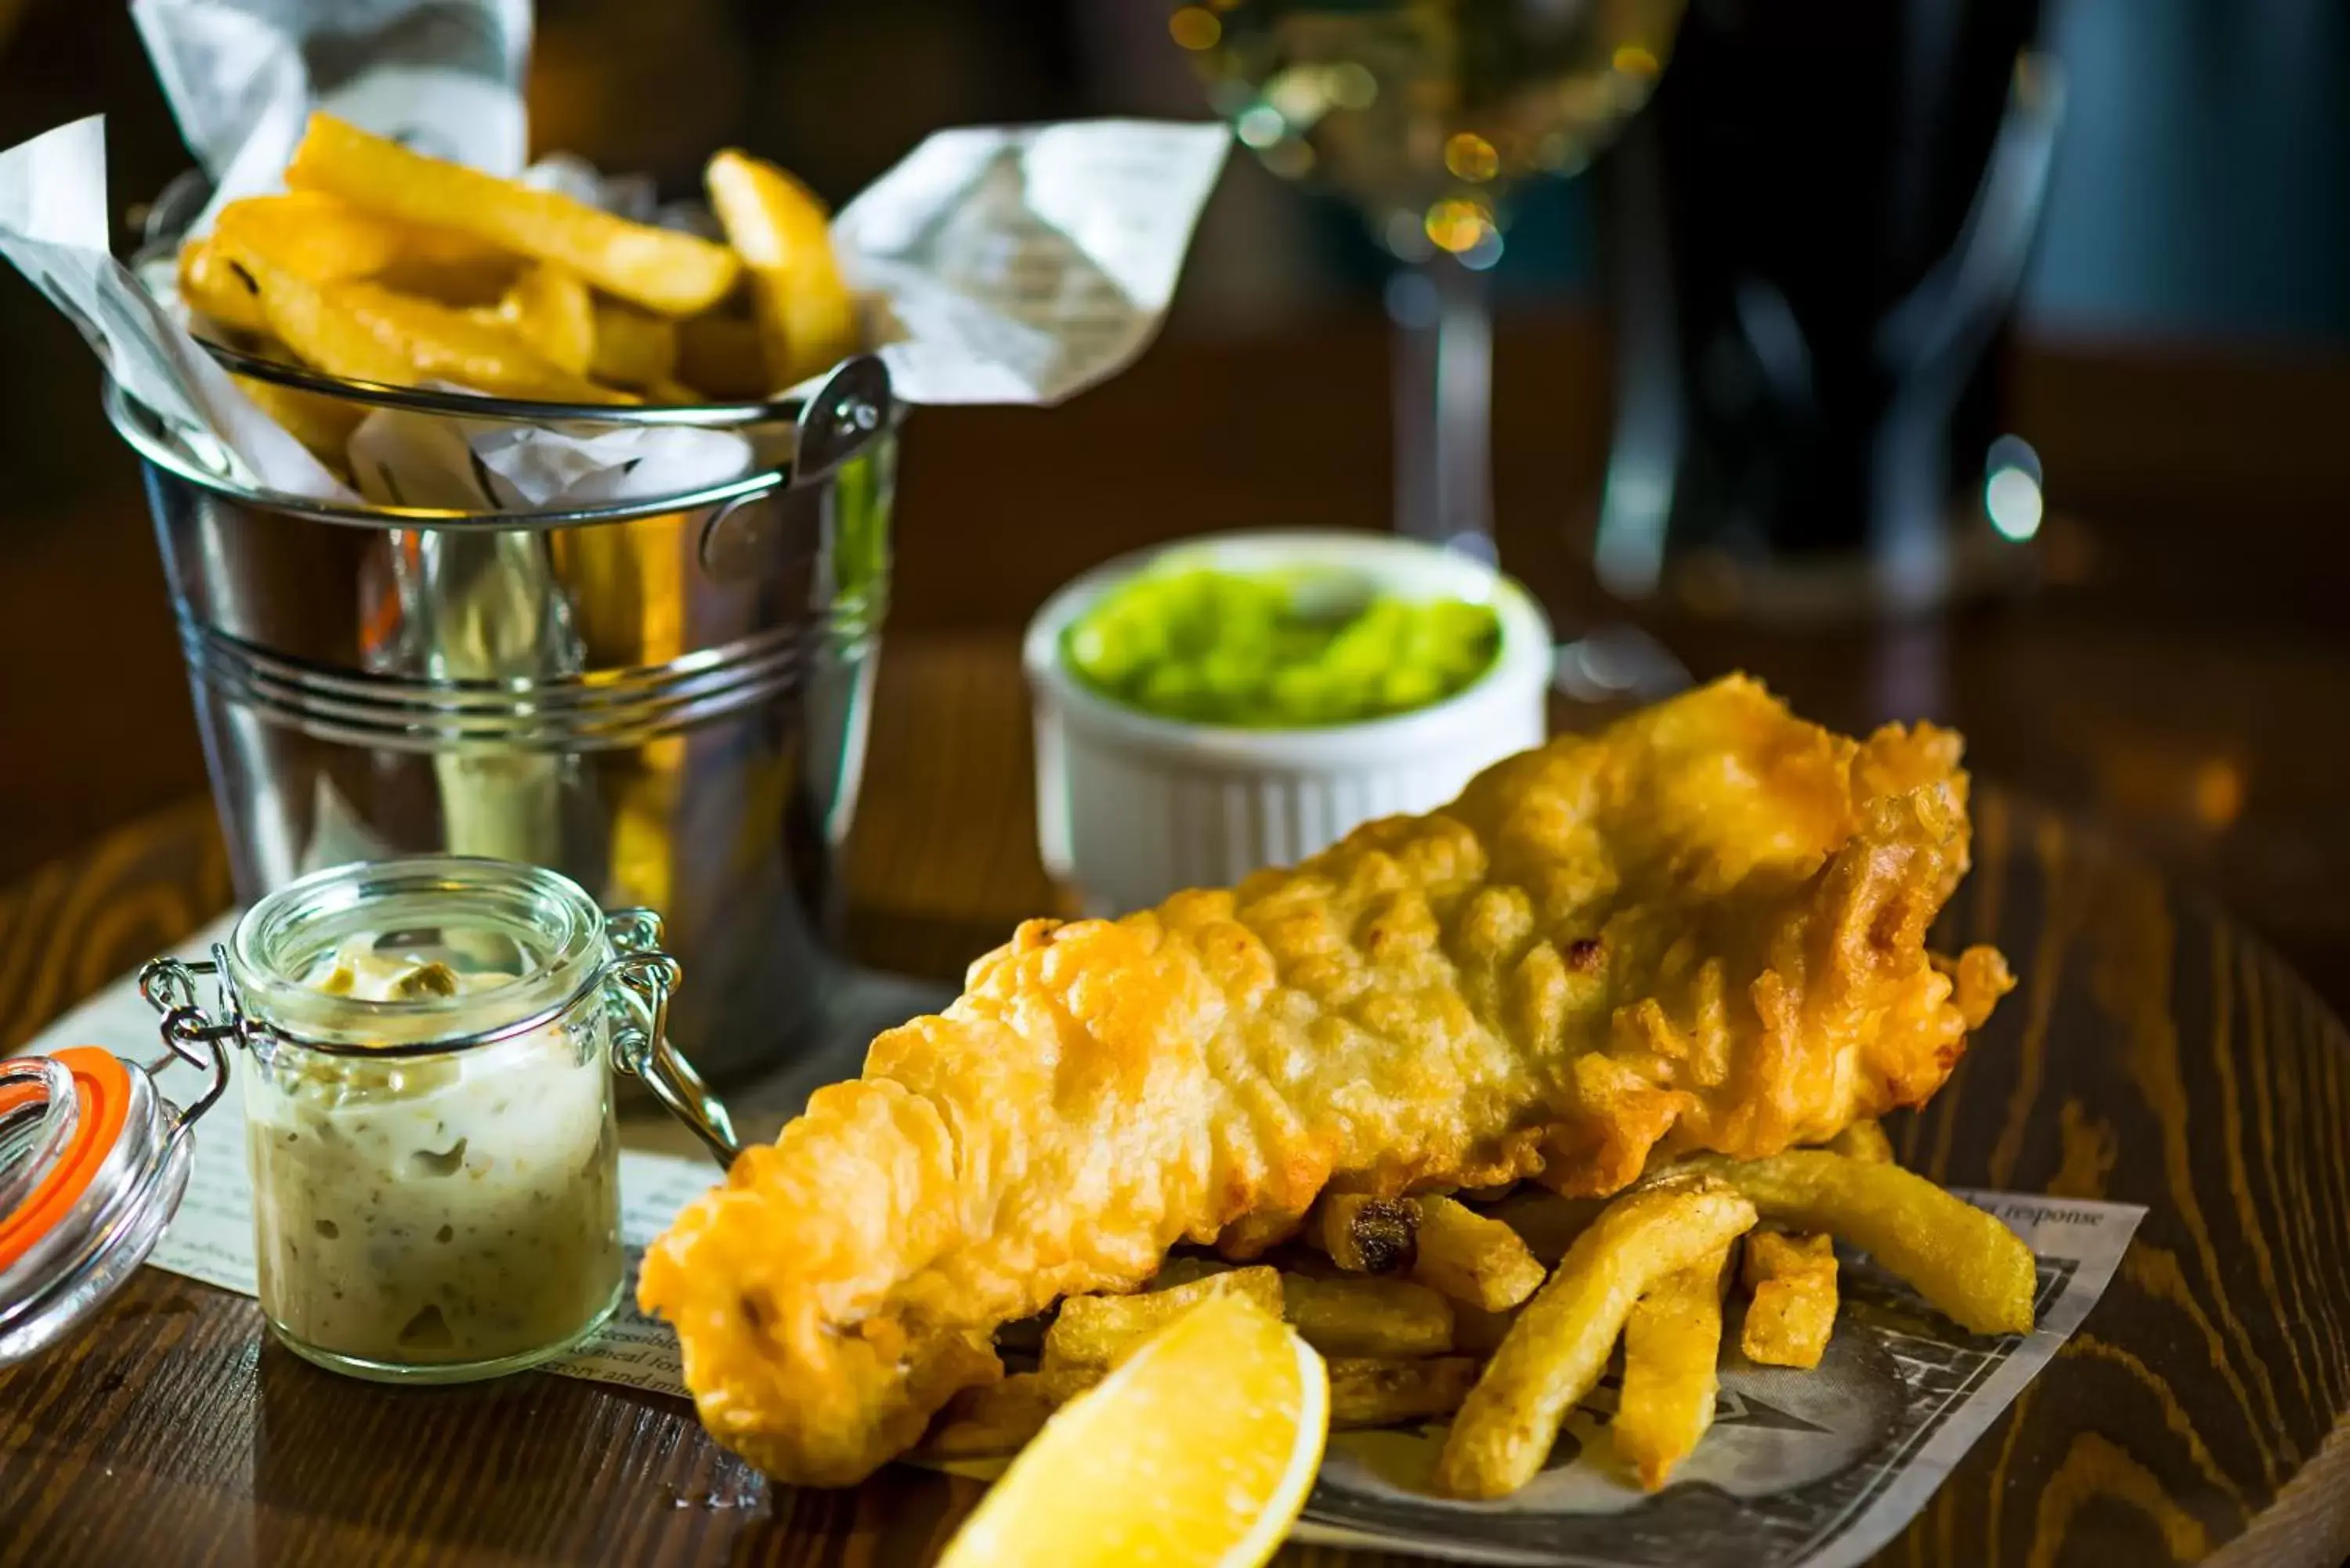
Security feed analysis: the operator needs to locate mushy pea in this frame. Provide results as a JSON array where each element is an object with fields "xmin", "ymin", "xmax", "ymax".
[{"xmin": 1063, "ymin": 565, "xmax": 1502, "ymax": 728}]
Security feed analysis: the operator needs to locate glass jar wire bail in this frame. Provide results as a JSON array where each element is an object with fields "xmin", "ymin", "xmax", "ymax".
[
  {"xmin": 605, "ymin": 909, "xmax": 741, "ymax": 1167},
  {"xmin": 135, "ymin": 945, "xmax": 239, "ymax": 1128}
]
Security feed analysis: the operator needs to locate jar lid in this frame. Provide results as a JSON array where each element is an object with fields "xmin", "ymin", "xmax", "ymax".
[{"xmin": 0, "ymin": 1043, "xmax": 220, "ymax": 1366}]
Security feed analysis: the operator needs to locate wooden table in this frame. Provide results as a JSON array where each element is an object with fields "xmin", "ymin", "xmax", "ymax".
[{"xmin": 4, "ymin": 318, "xmax": 2350, "ymax": 1566}]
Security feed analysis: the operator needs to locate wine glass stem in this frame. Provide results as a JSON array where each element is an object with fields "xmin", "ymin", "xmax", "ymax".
[{"xmin": 1391, "ymin": 252, "xmax": 1493, "ymax": 552}]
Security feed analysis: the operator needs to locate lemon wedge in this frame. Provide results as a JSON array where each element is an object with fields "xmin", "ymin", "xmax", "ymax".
[{"xmin": 936, "ymin": 1294, "xmax": 1329, "ymax": 1568}]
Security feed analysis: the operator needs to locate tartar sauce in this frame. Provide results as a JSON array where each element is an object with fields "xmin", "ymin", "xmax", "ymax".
[{"xmin": 243, "ymin": 941, "xmax": 622, "ymax": 1372}]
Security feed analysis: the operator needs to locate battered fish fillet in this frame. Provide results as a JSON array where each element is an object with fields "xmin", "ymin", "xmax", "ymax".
[{"xmin": 638, "ymin": 676, "xmax": 2013, "ymax": 1484}]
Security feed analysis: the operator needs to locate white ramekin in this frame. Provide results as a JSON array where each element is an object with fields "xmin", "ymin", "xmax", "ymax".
[{"xmin": 1024, "ymin": 529, "xmax": 1553, "ymax": 916}]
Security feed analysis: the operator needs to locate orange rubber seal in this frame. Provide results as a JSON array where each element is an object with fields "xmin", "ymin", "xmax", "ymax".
[{"xmin": 0, "ymin": 1047, "xmax": 133, "ymax": 1272}]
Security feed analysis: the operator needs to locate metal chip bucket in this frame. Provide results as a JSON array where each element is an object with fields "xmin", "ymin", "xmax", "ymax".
[{"xmin": 102, "ymin": 355, "xmax": 903, "ymax": 1084}]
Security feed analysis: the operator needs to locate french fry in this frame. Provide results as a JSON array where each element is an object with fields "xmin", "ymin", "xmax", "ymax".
[
  {"xmin": 1432, "ymin": 1176, "xmax": 1756, "ymax": 1499},
  {"xmin": 1686, "ymin": 1151, "xmax": 2035, "ymax": 1336},
  {"xmin": 706, "ymin": 148, "xmax": 858, "ymax": 386},
  {"xmin": 1613, "ymin": 1246, "xmax": 1733, "ymax": 1491},
  {"xmin": 230, "ymin": 246, "xmax": 629, "ymax": 404},
  {"xmin": 1451, "ymin": 1302, "xmax": 1520, "ymax": 1356},
  {"xmin": 373, "ymin": 249, "xmax": 522, "ymax": 309},
  {"xmin": 1480, "ymin": 1189, "xmax": 1610, "ymax": 1266},
  {"xmin": 1329, "ymin": 1357, "xmax": 1482, "ymax": 1429},
  {"xmin": 1411, "ymin": 1194, "xmax": 1548, "ymax": 1311},
  {"xmin": 318, "ymin": 280, "xmax": 625, "ymax": 401},
  {"xmin": 224, "ymin": 251, "xmax": 413, "ymax": 388},
  {"xmin": 232, "ymin": 372, "xmax": 363, "ymax": 464},
  {"xmin": 178, "ymin": 237, "xmax": 269, "ymax": 334},
  {"xmin": 1040, "ymin": 1266, "xmax": 1282, "ymax": 1373},
  {"xmin": 285, "ymin": 113, "xmax": 740, "ymax": 316},
  {"xmin": 1279, "ymin": 1272, "xmax": 1455, "ymax": 1358},
  {"xmin": 589, "ymin": 297, "xmax": 681, "ymax": 391},
  {"xmin": 1036, "ymin": 1361, "xmax": 1104, "ymax": 1407},
  {"xmin": 212, "ymin": 191, "xmax": 503, "ymax": 288},
  {"xmin": 489, "ymin": 263, "xmax": 595, "ymax": 377},
  {"xmin": 914, "ymin": 1373, "xmax": 1056, "ymax": 1459},
  {"xmin": 676, "ymin": 311, "xmax": 770, "ymax": 399},
  {"xmin": 642, "ymin": 375, "xmax": 703, "ymax": 406},
  {"xmin": 1145, "ymin": 1255, "xmax": 1233, "ymax": 1291},
  {"xmin": 1739, "ymin": 1230, "xmax": 1839, "ymax": 1368},
  {"xmin": 1824, "ymin": 1120, "xmax": 1895, "ymax": 1163},
  {"xmin": 1035, "ymin": 1347, "xmax": 1484, "ymax": 1432},
  {"xmin": 1314, "ymin": 1193, "xmax": 1419, "ymax": 1274}
]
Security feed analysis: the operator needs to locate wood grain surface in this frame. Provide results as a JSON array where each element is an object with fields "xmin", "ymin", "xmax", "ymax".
[{"xmin": 2, "ymin": 635, "xmax": 2349, "ymax": 1568}]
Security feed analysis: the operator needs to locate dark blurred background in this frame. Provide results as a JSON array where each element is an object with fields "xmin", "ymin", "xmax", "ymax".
[{"xmin": 0, "ymin": 0, "xmax": 2346, "ymax": 887}]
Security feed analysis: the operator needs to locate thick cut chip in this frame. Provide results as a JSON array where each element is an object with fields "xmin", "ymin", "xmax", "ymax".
[
  {"xmin": 1687, "ymin": 1151, "xmax": 2034, "ymax": 1336},
  {"xmin": 488, "ymin": 263, "xmax": 595, "ymax": 377},
  {"xmin": 1613, "ymin": 1247, "xmax": 1731, "ymax": 1490},
  {"xmin": 1451, "ymin": 1302, "xmax": 1520, "ymax": 1356},
  {"xmin": 1041, "ymin": 1266, "xmax": 1284, "ymax": 1373},
  {"xmin": 1329, "ymin": 1357, "xmax": 1480, "ymax": 1429},
  {"xmin": 1739, "ymin": 1230, "xmax": 1838, "ymax": 1368},
  {"xmin": 1040, "ymin": 1352, "xmax": 1483, "ymax": 1431},
  {"xmin": 676, "ymin": 311, "xmax": 769, "ymax": 398},
  {"xmin": 1824, "ymin": 1120, "xmax": 1894, "ymax": 1163},
  {"xmin": 590, "ymin": 298, "xmax": 682, "ymax": 391},
  {"xmin": 1411, "ymin": 1194, "xmax": 1549, "ymax": 1311},
  {"xmin": 1279, "ymin": 1273, "xmax": 1455, "ymax": 1357},
  {"xmin": 705, "ymin": 149, "xmax": 859, "ymax": 387},
  {"xmin": 179, "ymin": 237, "xmax": 269, "ymax": 334},
  {"xmin": 285, "ymin": 114, "xmax": 739, "ymax": 316},
  {"xmin": 227, "ymin": 246, "xmax": 628, "ymax": 404},
  {"xmin": 1314, "ymin": 1193, "xmax": 1419, "ymax": 1274},
  {"xmin": 916, "ymin": 1372, "xmax": 1057, "ymax": 1459},
  {"xmin": 209, "ymin": 192, "xmax": 504, "ymax": 289},
  {"xmin": 232, "ymin": 372, "xmax": 363, "ymax": 464},
  {"xmin": 1480, "ymin": 1190, "xmax": 1611, "ymax": 1266},
  {"xmin": 1433, "ymin": 1177, "xmax": 1756, "ymax": 1499}
]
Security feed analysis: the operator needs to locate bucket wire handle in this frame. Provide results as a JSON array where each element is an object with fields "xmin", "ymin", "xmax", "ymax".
[{"xmin": 605, "ymin": 910, "xmax": 741, "ymax": 1168}]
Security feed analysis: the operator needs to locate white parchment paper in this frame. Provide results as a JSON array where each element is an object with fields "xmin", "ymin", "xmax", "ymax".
[{"xmin": 0, "ymin": 116, "xmax": 349, "ymax": 497}]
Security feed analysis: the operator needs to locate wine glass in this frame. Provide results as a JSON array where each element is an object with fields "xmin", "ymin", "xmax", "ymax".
[{"xmin": 1175, "ymin": 0, "xmax": 1689, "ymax": 564}]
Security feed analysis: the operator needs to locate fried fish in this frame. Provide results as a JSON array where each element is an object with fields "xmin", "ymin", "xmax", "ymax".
[{"xmin": 638, "ymin": 676, "xmax": 2012, "ymax": 1484}]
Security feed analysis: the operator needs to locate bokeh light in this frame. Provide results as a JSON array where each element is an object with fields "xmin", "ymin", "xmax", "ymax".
[
  {"xmin": 1424, "ymin": 197, "xmax": 1494, "ymax": 255},
  {"xmin": 1985, "ymin": 468, "xmax": 2044, "ymax": 540},
  {"xmin": 1260, "ymin": 138, "xmax": 1315, "ymax": 179},
  {"xmin": 1235, "ymin": 104, "xmax": 1286, "ymax": 149},
  {"xmin": 1325, "ymin": 62, "xmax": 1379, "ymax": 110},
  {"xmin": 1169, "ymin": 7, "xmax": 1220, "ymax": 50},
  {"xmin": 2193, "ymin": 759, "xmax": 2246, "ymax": 829},
  {"xmin": 1444, "ymin": 132, "xmax": 1499, "ymax": 183},
  {"xmin": 1983, "ymin": 435, "xmax": 2046, "ymax": 541},
  {"xmin": 1267, "ymin": 68, "xmax": 1326, "ymax": 124}
]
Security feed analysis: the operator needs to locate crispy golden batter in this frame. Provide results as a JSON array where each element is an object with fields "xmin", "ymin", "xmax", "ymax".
[{"xmin": 638, "ymin": 676, "xmax": 2013, "ymax": 1484}]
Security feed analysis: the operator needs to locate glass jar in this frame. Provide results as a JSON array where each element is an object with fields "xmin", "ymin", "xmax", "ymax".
[
  {"xmin": 138, "ymin": 857, "xmax": 738, "ymax": 1384},
  {"xmin": 0, "ymin": 1047, "xmax": 208, "ymax": 1366}
]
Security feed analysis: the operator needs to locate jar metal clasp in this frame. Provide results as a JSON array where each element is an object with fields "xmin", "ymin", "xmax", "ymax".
[
  {"xmin": 604, "ymin": 909, "xmax": 742, "ymax": 1168},
  {"xmin": 134, "ymin": 945, "xmax": 239, "ymax": 1133},
  {"xmin": 135, "ymin": 914, "xmax": 742, "ymax": 1170}
]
